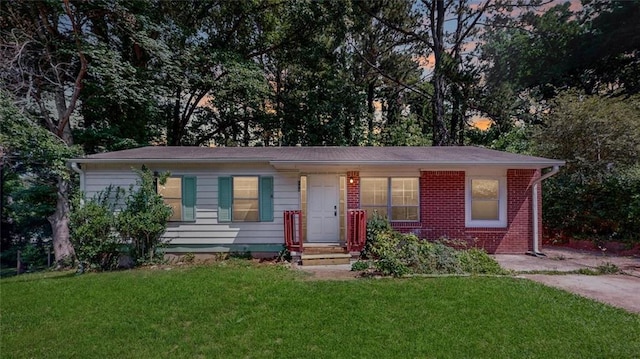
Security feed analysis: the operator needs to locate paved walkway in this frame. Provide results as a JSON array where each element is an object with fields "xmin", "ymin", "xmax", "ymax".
[
  {"xmin": 494, "ymin": 248, "xmax": 640, "ymax": 314},
  {"xmin": 494, "ymin": 247, "xmax": 640, "ymax": 277}
]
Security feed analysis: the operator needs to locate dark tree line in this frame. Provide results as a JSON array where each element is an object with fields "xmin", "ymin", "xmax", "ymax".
[{"xmin": 2, "ymin": 0, "xmax": 639, "ymax": 264}]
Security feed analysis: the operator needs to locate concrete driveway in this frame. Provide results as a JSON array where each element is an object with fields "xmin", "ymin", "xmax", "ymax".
[{"xmin": 494, "ymin": 248, "xmax": 640, "ymax": 314}]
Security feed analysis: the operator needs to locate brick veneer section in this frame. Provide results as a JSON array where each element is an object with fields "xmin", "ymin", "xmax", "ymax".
[
  {"xmin": 346, "ymin": 171, "xmax": 360, "ymax": 209},
  {"xmin": 348, "ymin": 169, "xmax": 542, "ymax": 254}
]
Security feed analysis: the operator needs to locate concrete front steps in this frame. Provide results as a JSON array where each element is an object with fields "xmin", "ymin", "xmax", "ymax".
[{"xmin": 300, "ymin": 244, "xmax": 352, "ymax": 266}]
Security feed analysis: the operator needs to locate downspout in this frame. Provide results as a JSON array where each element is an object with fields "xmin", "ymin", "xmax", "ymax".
[
  {"xmin": 529, "ymin": 165, "xmax": 560, "ymax": 256},
  {"xmin": 70, "ymin": 162, "xmax": 85, "ymax": 201}
]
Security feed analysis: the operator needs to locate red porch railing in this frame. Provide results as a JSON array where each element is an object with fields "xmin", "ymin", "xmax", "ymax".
[
  {"xmin": 347, "ymin": 209, "xmax": 367, "ymax": 252},
  {"xmin": 283, "ymin": 210, "xmax": 303, "ymax": 252}
]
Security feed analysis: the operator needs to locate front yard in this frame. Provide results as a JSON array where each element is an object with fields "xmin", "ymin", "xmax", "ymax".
[{"xmin": 1, "ymin": 262, "xmax": 639, "ymax": 358}]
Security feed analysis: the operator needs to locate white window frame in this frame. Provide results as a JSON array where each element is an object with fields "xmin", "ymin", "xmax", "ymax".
[{"xmin": 465, "ymin": 176, "xmax": 507, "ymax": 228}]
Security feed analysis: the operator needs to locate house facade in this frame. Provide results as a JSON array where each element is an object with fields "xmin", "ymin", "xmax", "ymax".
[{"xmin": 71, "ymin": 146, "xmax": 563, "ymax": 256}]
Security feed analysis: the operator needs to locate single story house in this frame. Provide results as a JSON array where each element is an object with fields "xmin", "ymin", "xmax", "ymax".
[{"xmin": 70, "ymin": 146, "xmax": 563, "ymax": 258}]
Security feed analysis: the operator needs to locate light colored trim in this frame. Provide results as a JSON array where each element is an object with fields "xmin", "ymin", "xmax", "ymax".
[
  {"xmin": 75, "ymin": 158, "xmax": 272, "ymax": 164},
  {"xmin": 531, "ymin": 165, "xmax": 561, "ymax": 254},
  {"xmin": 163, "ymin": 243, "xmax": 284, "ymax": 253},
  {"xmin": 70, "ymin": 162, "xmax": 85, "ymax": 194},
  {"xmin": 272, "ymin": 160, "xmax": 564, "ymax": 168},
  {"xmin": 465, "ymin": 176, "xmax": 507, "ymax": 228},
  {"xmin": 75, "ymin": 158, "xmax": 564, "ymax": 169}
]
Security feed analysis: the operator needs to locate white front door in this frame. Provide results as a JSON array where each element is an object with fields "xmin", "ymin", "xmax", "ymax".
[{"xmin": 307, "ymin": 174, "xmax": 340, "ymax": 242}]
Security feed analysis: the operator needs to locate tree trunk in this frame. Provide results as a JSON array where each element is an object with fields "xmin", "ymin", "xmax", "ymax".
[
  {"xmin": 432, "ymin": 72, "xmax": 449, "ymax": 145},
  {"xmin": 430, "ymin": 0, "xmax": 449, "ymax": 146},
  {"xmin": 367, "ymin": 80, "xmax": 375, "ymax": 134},
  {"xmin": 48, "ymin": 177, "xmax": 74, "ymax": 264}
]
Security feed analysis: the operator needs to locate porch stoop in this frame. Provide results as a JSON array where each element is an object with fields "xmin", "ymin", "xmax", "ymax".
[{"xmin": 299, "ymin": 244, "xmax": 353, "ymax": 266}]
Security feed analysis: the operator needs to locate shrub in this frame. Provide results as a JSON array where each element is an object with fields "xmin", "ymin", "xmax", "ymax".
[
  {"xmin": 361, "ymin": 211, "xmax": 392, "ymax": 259},
  {"xmin": 458, "ymin": 248, "xmax": 506, "ymax": 275},
  {"xmin": 544, "ymin": 166, "xmax": 640, "ymax": 244},
  {"xmin": 351, "ymin": 260, "xmax": 370, "ymax": 271},
  {"xmin": 69, "ymin": 186, "xmax": 123, "ymax": 271},
  {"xmin": 364, "ymin": 217, "xmax": 506, "ymax": 277},
  {"xmin": 115, "ymin": 168, "xmax": 172, "ymax": 264}
]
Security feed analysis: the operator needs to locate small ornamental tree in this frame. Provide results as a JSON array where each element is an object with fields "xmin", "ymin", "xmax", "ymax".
[
  {"xmin": 116, "ymin": 167, "xmax": 172, "ymax": 263},
  {"xmin": 69, "ymin": 186, "xmax": 123, "ymax": 271}
]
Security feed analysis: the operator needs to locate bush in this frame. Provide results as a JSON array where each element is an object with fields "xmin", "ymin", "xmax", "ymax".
[
  {"xmin": 70, "ymin": 186, "xmax": 123, "ymax": 271},
  {"xmin": 115, "ymin": 168, "xmax": 172, "ymax": 264},
  {"xmin": 363, "ymin": 216, "xmax": 506, "ymax": 277},
  {"xmin": 361, "ymin": 211, "xmax": 392, "ymax": 259},
  {"xmin": 351, "ymin": 260, "xmax": 370, "ymax": 271},
  {"xmin": 70, "ymin": 168, "xmax": 173, "ymax": 272},
  {"xmin": 543, "ymin": 166, "xmax": 640, "ymax": 244},
  {"xmin": 458, "ymin": 248, "xmax": 506, "ymax": 275}
]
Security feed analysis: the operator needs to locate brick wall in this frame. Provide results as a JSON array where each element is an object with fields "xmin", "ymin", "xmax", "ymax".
[
  {"xmin": 346, "ymin": 171, "xmax": 360, "ymax": 210},
  {"xmin": 347, "ymin": 169, "xmax": 542, "ymax": 254}
]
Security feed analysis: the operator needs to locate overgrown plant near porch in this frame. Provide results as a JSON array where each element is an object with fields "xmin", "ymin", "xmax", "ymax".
[{"xmin": 355, "ymin": 215, "xmax": 506, "ymax": 277}]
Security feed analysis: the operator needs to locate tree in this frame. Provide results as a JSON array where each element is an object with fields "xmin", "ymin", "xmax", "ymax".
[
  {"xmin": 1, "ymin": 1, "xmax": 162, "ymax": 262},
  {"xmin": 359, "ymin": 0, "xmax": 544, "ymax": 146},
  {"xmin": 76, "ymin": 1, "xmax": 168, "ymax": 153},
  {"xmin": 351, "ymin": 0, "xmax": 426, "ymax": 139},
  {"xmin": 0, "ymin": 91, "xmax": 80, "ymax": 258},
  {"xmin": 533, "ymin": 91, "xmax": 640, "ymax": 243},
  {"xmin": 534, "ymin": 91, "xmax": 640, "ymax": 174},
  {"xmin": 479, "ymin": 0, "xmax": 640, "ymax": 132}
]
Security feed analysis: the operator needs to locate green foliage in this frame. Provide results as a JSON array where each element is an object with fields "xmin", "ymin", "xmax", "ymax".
[
  {"xmin": 534, "ymin": 92, "xmax": 640, "ymax": 172},
  {"xmin": 181, "ymin": 252, "xmax": 195, "ymax": 264},
  {"xmin": 379, "ymin": 113, "xmax": 430, "ymax": 146},
  {"xmin": 69, "ymin": 168, "xmax": 172, "ymax": 271},
  {"xmin": 458, "ymin": 248, "xmax": 506, "ymax": 275},
  {"xmin": 350, "ymin": 260, "xmax": 371, "ymax": 271},
  {"xmin": 362, "ymin": 215, "xmax": 506, "ymax": 277},
  {"xmin": 0, "ymin": 91, "xmax": 81, "ymax": 259},
  {"xmin": 69, "ymin": 186, "xmax": 123, "ymax": 271},
  {"xmin": 115, "ymin": 167, "xmax": 172, "ymax": 263},
  {"xmin": 535, "ymin": 92, "xmax": 640, "ymax": 243},
  {"xmin": 19, "ymin": 242, "xmax": 49, "ymax": 269},
  {"xmin": 543, "ymin": 166, "xmax": 640, "ymax": 243},
  {"xmin": 361, "ymin": 211, "xmax": 393, "ymax": 259},
  {"xmin": 575, "ymin": 262, "xmax": 620, "ymax": 276}
]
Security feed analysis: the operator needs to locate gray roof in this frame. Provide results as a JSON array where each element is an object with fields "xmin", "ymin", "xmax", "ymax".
[{"xmin": 74, "ymin": 146, "xmax": 564, "ymax": 168}]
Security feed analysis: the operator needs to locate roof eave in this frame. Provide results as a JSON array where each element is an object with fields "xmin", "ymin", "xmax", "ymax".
[
  {"xmin": 269, "ymin": 160, "xmax": 565, "ymax": 168},
  {"xmin": 71, "ymin": 158, "xmax": 565, "ymax": 168},
  {"xmin": 71, "ymin": 158, "xmax": 272, "ymax": 164}
]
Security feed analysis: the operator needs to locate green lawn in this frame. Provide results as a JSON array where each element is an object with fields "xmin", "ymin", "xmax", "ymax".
[{"xmin": 1, "ymin": 262, "xmax": 639, "ymax": 358}]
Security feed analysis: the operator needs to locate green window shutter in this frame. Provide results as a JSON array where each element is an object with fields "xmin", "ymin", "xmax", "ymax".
[
  {"xmin": 218, "ymin": 176, "xmax": 232, "ymax": 222},
  {"xmin": 259, "ymin": 176, "xmax": 274, "ymax": 222},
  {"xmin": 182, "ymin": 176, "xmax": 197, "ymax": 221}
]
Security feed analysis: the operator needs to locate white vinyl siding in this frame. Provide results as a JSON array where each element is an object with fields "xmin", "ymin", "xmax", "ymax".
[{"xmin": 82, "ymin": 164, "xmax": 298, "ymax": 246}]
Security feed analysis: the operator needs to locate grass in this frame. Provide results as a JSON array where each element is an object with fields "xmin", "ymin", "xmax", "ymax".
[{"xmin": 1, "ymin": 261, "xmax": 639, "ymax": 358}]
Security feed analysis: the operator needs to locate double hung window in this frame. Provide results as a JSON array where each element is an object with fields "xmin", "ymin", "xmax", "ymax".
[
  {"xmin": 157, "ymin": 176, "xmax": 197, "ymax": 221},
  {"xmin": 218, "ymin": 176, "xmax": 274, "ymax": 222},
  {"xmin": 465, "ymin": 177, "xmax": 507, "ymax": 227},
  {"xmin": 360, "ymin": 177, "xmax": 419, "ymax": 221}
]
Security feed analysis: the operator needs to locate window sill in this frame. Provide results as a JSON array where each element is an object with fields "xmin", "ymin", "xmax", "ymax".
[{"xmin": 465, "ymin": 221, "xmax": 507, "ymax": 229}]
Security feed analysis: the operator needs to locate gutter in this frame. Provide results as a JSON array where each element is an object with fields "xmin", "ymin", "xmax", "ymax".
[{"xmin": 528, "ymin": 165, "xmax": 561, "ymax": 257}]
